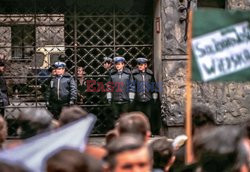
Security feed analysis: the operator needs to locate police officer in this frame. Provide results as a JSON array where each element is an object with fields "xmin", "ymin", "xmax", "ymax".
[
  {"xmin": 0, "ymin": 61, "xmax": 9, "ymax": 116},
  {"xmin": 132, "ymin": 57, "xmax": 158, "ymax": 133},
  {"xmin": 107, "ymin": 57, "xmax": 135, "ymax": 120},
  {"xmin": 45, "ymin": 62, "xmax": 77, "ymax": 119}
]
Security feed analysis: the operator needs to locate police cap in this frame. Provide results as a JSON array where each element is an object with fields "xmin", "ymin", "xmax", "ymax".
[
  {"xmin": 113, "ymin": 56, "xmax": 125, "ymax": 63},
  {"xmin": 136, "ymin": 57, "xmax": 148, "ymax": 64},
  {"xmin": 54, "ymin": 61, "xmax": 66, "ymax": 68}
]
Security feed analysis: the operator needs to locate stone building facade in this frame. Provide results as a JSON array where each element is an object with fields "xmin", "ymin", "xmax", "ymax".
[{"xmin": 160, "ymin": 0, "xmax": 250, "ymax": 137}]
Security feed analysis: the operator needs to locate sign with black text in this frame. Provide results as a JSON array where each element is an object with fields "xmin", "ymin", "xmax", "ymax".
[{"xmin": 192, "ymin": 9, "xmax": 250, "ymax": 82}]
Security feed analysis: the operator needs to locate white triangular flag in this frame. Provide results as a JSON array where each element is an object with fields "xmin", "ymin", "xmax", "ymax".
[{"xmin": 0, "ymin": 114, "xmax": 96, "ymax": 172}]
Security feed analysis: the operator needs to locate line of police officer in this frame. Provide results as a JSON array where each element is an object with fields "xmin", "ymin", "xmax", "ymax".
[
  {"xmin": 106, "ymin": 56, "xmax": 160, "ymax": 134},
  {"xmin": 44, "ymin": 57, "xmax": 160, "ymax": 133}
]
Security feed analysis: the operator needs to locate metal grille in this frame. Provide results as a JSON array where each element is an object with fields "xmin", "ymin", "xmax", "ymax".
[{"xmin": 0, "ymin": 0, "xmax": 153, "ymax": 135}]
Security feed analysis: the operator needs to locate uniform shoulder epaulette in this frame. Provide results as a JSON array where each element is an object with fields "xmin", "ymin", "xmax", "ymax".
[
  {"xmin": 110, "ymin": 69, "xmax": 117, "ymax": 75},
  {"xmin": 146, "ymin": 69, "xmax": 153, "ymax": 75},
  {"xmin": 123, "ymin": 67, "xmax": 132, "ymax": 74},
  {"xmin": 132, "ymin": 69, "xmax": 140, "ymax": 75},
  {"xmin": 63, "ymin": 72, "xmax": 72, "ymax": 77}
]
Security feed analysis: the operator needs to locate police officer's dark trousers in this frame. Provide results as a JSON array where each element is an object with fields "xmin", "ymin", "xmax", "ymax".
[
  {"xmin": 112, "ymin": 101, "xmax": 130, "ymax": 120},
  {"xmin": 48, "ymin": 101, "xmax": 68, "ymax": 119},
  {"xmin": 134, "ymin": 100, "xmax": 155, "ymax": 133}
]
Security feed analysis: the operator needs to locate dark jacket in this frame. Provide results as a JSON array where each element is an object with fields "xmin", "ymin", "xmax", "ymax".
[
  {"xmin": 108, "ymin": 67, "xmax": 134, "ymax": 102},
  {"xmin": 76, "ymin": 78, "xmax": 86, "ymax": 103},
  {"xmin": 0, "ymin": 74, "xmax": 9, "ymax": 106},
  {"xmin": 132, "ymin": 68, "xmax": 156, "ymax": 102},
  {"xmin": 46, "ymin": 72, "xmax": 77, "ymax": 104}
]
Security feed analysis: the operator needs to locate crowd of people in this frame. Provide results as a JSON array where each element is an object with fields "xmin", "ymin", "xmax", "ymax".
[
  {"xmin": 0, "ymin": 57, "xmax": 249, "ymax": 171},
  {"xmin": 0, "ymin": 105, "xmax": 247, "ymax": 171}
]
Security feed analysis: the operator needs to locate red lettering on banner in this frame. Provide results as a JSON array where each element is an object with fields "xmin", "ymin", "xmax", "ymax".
[
  {"xmin": 96, "ymin": 82, "xmax": 106, "ymax": 92},
  {"xmin": 106, "ymin": 81, "xmax": 114, "ymax": 92},
  {"xmin": 115, "ymin": 82, "xmax": 124, "ymax": 92},
  {"xmin": 86, "ymin": 80, "xmax": 96, "ymax": 92}
]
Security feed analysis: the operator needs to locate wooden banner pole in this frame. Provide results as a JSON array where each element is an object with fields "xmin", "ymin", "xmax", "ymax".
[{"xmin": 185, "ymin": 10, "xmax": 193, "ymax": 164}]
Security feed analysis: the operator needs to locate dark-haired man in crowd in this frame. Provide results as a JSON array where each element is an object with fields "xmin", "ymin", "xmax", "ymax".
[
  {"xmin": 46, "ymin": 149, "xmax": 102, "ymax": 172},
  {"xmin": 45, "ymin": 62, "xmax": 77, "ymax": 119},
  {"xmin": 192, "ymin": 126, "xmax": 249, "ymax": 172},
  {"xmin": 171, "ymin": 104, "xmax": 217, "ymax": 171},
  {"xmin": 150, "ymin": 137, "xmax": 175, "ymax": 172},
  {"xmin": 105, "ymin": 134, "xmax": 153, "ymax": 172},
  {"xmin": 242, "ymin": 120, "xmax": 250, "ymax": 169},
  {"xmin": 116, "ymin": 111, "xmax": 151, "ymax": 142},
  {"xmin": 0, "ymin": 161, "xmax": 28, "ymax": 172},
  {"xmin": 58, "ymin": 105, "xmax": 88, "ymax": 126},
  {"xmin": 191, "ymin": 104, "xmax": 216, "ymax": 135},
  {"xmin": 58, "ymin": 105, "xmax": 107, "ymax": 161},
  {"xmin": 17, "ymin": 108, "xmax": 54, "ymax": 139}
]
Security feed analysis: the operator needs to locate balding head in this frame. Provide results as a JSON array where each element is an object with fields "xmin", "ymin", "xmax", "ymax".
[{"xmin": 116, "ymin": 112, "xmax": 151, "ymax": 141}]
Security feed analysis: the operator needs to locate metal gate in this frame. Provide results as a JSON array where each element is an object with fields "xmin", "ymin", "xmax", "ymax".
[{"xmin": 0, "ymin": 0, "xmax": 153, "ymax": 135}]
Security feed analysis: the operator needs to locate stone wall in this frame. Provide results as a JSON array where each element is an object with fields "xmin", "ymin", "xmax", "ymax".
[
  {"xmin": 161, "ymin": 0, "xmax": 196, "ymax": 135},
  {"xmin": 226, "ymin": 0, "xmax": 250, "ymax": 9},
  {"xmin": 161, "ymin": 0, "xmax": 250, "ymax": 137}
]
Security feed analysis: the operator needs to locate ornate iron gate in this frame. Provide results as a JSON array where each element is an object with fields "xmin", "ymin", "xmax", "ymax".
[{"xmin": 0, "ymin": 0, "xmax": 153, "ymax": 135}]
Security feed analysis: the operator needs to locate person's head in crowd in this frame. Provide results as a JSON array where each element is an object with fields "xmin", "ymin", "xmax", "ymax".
[
  {"xmin": 150, "ymin": 137, "xmax": 175, "ymax": 172},
  {"xmin": 192, "ymin": 104, "xmax": 216, "ymax": 135},
  {"xmin": 0, "ymin": 61, "xmax": 5, "ymax": 74},
  {"xmin": 85, "ymin": 145, "xmax": 107, "ymax": 161},
  {"xmin": 59, "ymin": 106, "xmax": 88, "ymax": 126},
  {"xmin": 105, "ymin": 129, "xmax": 119, "ymax": 146},
  {"xmin": 77, "ymin": 66, "xmax": 86, "ymax": 78},
  {"xmin": 136, "ymin": 57, "xmax": 148, "ymax": 72},
  {"xmin": 0, "ymin": 116, "xmax": 7, "ymax": 149},
  {"xmin": 193, "ymin": 126, "xmax": 248, "ymax": 172},
  {"xmin": 113, "ymin": 57, "xmax": 125, "ymax": 71},
  {"xmin": 54, "ymin": 61, "xmax": 66, "ymax": 76},
  {"xmin": 46, "ymin": 149, "xmax": 102, "ymax": 172},
  {"xmin": 103, "ymin": 57, "xmax": 113, "ymax": 70},
  {"xmin": 18, "ymin": 108, "xmax": 53, "ymax": 139},
  {"xmin": 0, "ymin": 161, "xmax": 28, "ymax": 172},
  {"xmin": 116, "ymin": 111, "xmax": 151, "ymax": 142},
  {"xmin": 241, "ymin": 120, "xmax": 250, "ymax": 169},
  {"xmin": 105, "ymin": 134, "xmax": 153, "ymax": 172},
  {"xmin": 243, "ymin": 119, "xmax": 250, "ymax": 142},
  {"xmin": 48, "ymin": 64, "xmax": 56, "ymax": 76}
]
